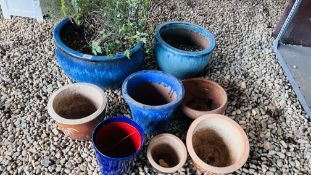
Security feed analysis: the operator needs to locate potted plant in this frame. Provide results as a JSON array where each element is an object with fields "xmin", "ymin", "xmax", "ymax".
[{"xmin": 41, "ymin": 0, "xmax": 150, "ymax": 89}]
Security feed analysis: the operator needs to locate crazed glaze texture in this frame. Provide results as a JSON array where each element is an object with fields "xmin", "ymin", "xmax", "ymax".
[
  {"xmin": 155, "ymin": 22, "xmax": 215, "ymax": 79},
  {"xmin": 53, "ymin": 18, "xmax": 145, "ymax": 89}
]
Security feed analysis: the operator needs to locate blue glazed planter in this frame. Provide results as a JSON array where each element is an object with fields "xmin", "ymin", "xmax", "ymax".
[
  {"xmin": 122, "ymin": 70, "xmax": 184, "ymax": 134},
  {"xmin": 155, "ymin": 21, "xmax": 216, "ymax": 79},
  {"xmin": 92, "ymin": 116, "xmax": 144, "ymax": 175},
  {"xmin": 53, "ymin": 18, "xmax": 145, "ymax": 89}
]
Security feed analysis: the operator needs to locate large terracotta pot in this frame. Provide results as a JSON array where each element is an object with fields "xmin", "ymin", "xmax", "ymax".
[
  {"xmin": 182, "ymin": 78, "xmax": 227, "ymax": 119},
  {"xmin": 48, "ymin": 83, "xmax": 107, "ymax": 140},
  {"xmin": 186, "ymin": 114, "xmax": 249, "ymax": 174},
  {"xmin": 147, "ymin": 133, "xmax": 187, "ymax": 173}
]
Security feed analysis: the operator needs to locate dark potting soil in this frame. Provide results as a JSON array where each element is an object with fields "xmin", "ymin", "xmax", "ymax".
[
  {"xmin": 60, "ymin": 24, "xmax": 93, "ymax": 54},
  {"xmin": 187, "ymin": 97, "xmax": 214, "ymax": 111},
  {"xmin": 165, "ymin": 39, "xmax": 202, "ymax": 51},
  {"xmin": 160, "ymin": 29, "xmax": 208, "ymax": 52},
  {"xmin": 129, "ymin": 83, "xmax": 176, "ymax": 106},
  {"xmin": 56, "ymin": 94, "xmax": 97, "ymax": 119},
  {"xmin": 193, "ymin": 128, "xmax": 232, "ymax": 167},
  {"xmin": 152, "ymin": 144, "xmax": 179, "ymax": 168}
]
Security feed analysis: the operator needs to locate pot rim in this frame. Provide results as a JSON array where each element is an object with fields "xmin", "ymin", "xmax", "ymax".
[
  {"xmin": 92, "ymin": 116, "xmax": 144, "ymax": 160},
  {"xmin": 147, "ymin": 133, "xmax": 187, "ymax": 173},
  {"xmin": 47, "ymin": 83, "xmax": 107, "ymax": 125},
  {"xmin": 182, "ymin": 78, "xmax": 228, "ymax": 114},
  {"xmin": 155, "ymin": 21, "xmax": 216, "ymax": 56},
  {"xmin": 122, "ymin": 70, "xmax": 185, "ymax": 110},
  {"xmin": 53, "ymin": 18, "xmax": 144, "ymax": 62},
  {"xmin": 186, "ymin": 114, "xmax": 249, "ymax": 174}
]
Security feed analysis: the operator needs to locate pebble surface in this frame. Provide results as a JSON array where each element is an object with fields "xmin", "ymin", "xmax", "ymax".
[{"xmin": 1, "ymin": 0, "xmax": 311, "ymax": 174}]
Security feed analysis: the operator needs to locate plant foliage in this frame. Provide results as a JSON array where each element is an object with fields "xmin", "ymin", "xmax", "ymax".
[{"xmin": 41, "ymin": 0, "xmax": 150, "ymax": 57}]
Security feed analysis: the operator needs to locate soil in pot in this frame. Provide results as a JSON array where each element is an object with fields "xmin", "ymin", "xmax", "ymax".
[
  {"xmin": 193, "ymin": 128, "xmax": 232, "ymax": 167},
  {"xmin": 129, "ymin": 83, "xmax": 177, "ymax": 106},
  {"xmin": 151, "ymin": 144, "xmax": 179, "ymax": 168},
  {"xmin": 95, "ymin": 122, "xmax": 141, "ymax": 158},
  {"xmin": 54, "ymin": 93, "xmax": 97, "ymax": 119},
  {"xmin": 160, "ymin": 29, "xmax": 209, "ymax": 51},
  {"xmin": 187, "ymin": 97, "xmax": 214, "ymax": 111}
]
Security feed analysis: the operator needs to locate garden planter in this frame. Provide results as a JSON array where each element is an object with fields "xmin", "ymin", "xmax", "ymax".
[
  {"xmin": 155, "ymin": 21, "xmax": 216, "ymax": 79},
  {"xmin": 53, "ymin": 18, "xmax": 145, "ymax": 89},
  {"xmin": 92, "ymin": 116, "xmax": 144, "ymax": 175},
  {"xmin": 182, "ymin": 78, "xmax": 227, "ymax": 119},
  {"xmin": 186, "ymin": 114, "xmax": 249, "ymax": 174},
  {"xmin": 147, "ymin": 133, "xmax": 187, "ymax": 173},
  {"xmin": 122, "ymin": 70, "xmax": 185, "ymax": 134},
  {"xmin": 47, "ymin": 83, "xmax": 107, "ymax": 140}
]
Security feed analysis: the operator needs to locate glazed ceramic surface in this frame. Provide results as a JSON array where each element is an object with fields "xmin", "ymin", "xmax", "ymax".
[
  {"xmin": 53, "ymin": 18, "xmax": 145, "ymax": 89},
  {"xmin": 186, "ymin": 114, "xmax": 249, "ymax": 174},
  {"xmin": 122, "ymin": 70, "xmax": 185, "ymax": 134},
  {"xmin": 155, "ymin": 21, "xmax": 215, "ymax": 79},
  {"xmin": 47, "ymin": 83, "xmax": 107, "ymax": 140},
  {"xmin": 147, "ymin": 133, "xmax": 187, "ymax": 173},
  {"xmin": 182, "ymin": 78, "xmax": 228, "ymax": 119},
  {"xmin": 92, "ymin": 116, "xmax": 144, "ymax": 175}
]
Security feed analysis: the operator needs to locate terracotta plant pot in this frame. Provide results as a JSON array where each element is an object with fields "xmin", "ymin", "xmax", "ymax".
[
  {"xmin": 48, "ymin": 83, "xmax": 107, "ymax": 140},
  {"xmin": 186, "ymin": 114, "xmax": 249, "ymax": 174},
  {"xmin": 147, "ymin": 133, "xmax": 187, "ymax": 173},
  {"xmin": 182, "ymin": 78, "xmax": 227, "ymax": 119}
]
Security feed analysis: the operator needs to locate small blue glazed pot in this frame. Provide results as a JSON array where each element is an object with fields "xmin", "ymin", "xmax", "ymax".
[
  {"xmin": 155, "ymin": 21, "xmax": 216, "ymax": 79},
  {"xmin": 122, "ymin": 70, "xmax": 185, "ymax": 134},
  {"xmin": 53, "ymin": 18, "xmax": 145, "ymax": 89},
  {"xmin": 92, "ymin": 116, "xmax": 144, "ymax": 175}
]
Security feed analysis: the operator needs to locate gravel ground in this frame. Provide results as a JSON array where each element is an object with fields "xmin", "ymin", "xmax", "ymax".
[{"xmin": 1, "ymin": 0, "xmax": 311, "ymax": 174}]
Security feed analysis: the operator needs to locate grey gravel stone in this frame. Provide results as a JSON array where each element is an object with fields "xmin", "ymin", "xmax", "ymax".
[{"xmin": 1, "ymin": 0, "xmax": 311, "ymax": 174}]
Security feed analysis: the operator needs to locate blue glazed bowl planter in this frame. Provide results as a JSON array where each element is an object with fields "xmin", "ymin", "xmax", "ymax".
[
  {"xmin": 155, "ymin": 21, "xmax": 216, "ymax": 79},
  {"xmin": 92, "ymin": 116, "xmax": 144, "ymax": 175},
  {"xmin": 53, "ymin": 18, "xmax": 145, "ymax": 89},
  {"xmin": 122, "ymin": 70, "xmax": 185, "ymax": 134}
]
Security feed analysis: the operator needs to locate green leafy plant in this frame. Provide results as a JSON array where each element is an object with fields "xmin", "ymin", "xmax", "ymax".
[{"xmin": 41, "ymin": 0, "xmax": 150, "ymax": 58}]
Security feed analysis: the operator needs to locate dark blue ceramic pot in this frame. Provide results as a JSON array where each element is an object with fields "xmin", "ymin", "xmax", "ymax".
[
  {"xmin": 92, "ymin": 116, "xmax": 144, "ymax": 175},
  {"xmin": 155, "ymin": 21, "xmax": 216, "ymax": 79},
  {"xmin": 122, "ymin": 70, "xmax": 184, "ymax": 134},
  {"xmin": 53, "ymin": 18, "xmax": 145, "ymax": 89}
]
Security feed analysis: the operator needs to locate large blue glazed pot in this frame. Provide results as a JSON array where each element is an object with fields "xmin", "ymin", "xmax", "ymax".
[
  {"xmin": 122, "ymin": 70, "xmax": 185, "ymax": 134},
  {"xmin": 53, "ymin": 18, "xmax": 145, "ymax": 89},
  {"xmin": 92, "ymin": 116, "xmax": 144, "ymax": 175},
  {"xmin": 155, "ymin": 21, "xmax": 216, "ymax": 79}
]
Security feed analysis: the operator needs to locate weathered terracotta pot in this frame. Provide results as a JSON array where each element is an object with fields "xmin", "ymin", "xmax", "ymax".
[
  {"xmin": 47, "ymin": 83, "xmax": 107, "ymax": 140},
  {"xmin": 182, "ymin": 78, "xmax": 227, "ymax": 119},
  {"xmin": 147, "ymin": 133, "xmax": 187, "ymax": 173},
  {"xmin": 186, "ymin": 114, "xmax": 249, "ymax": 174}
]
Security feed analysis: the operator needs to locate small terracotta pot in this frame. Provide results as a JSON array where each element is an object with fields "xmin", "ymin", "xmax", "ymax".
[
  {"xmin": 47, "ymin": 83, "xmax": 107, "ymax": 140},
  {"xmin": 147, "ymin": 133, "xmax": 187, "ymax": 173},
  {"xmin": 182, "ymin": 78, "xmax": 227, "ymax": 119},
  {"xmin": 186, "ymin": 114, "xmax": 249, "ymax": 174}
]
